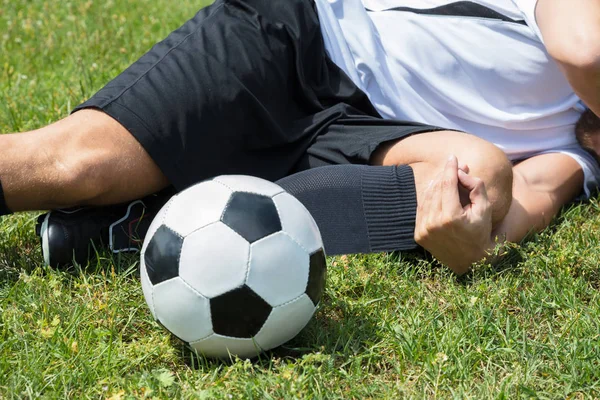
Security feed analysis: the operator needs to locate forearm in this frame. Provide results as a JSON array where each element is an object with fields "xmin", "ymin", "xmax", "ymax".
[
  {"xmin": 491, "ymin": 195, "xmax": 555, "ymax": 245},
  {"xmin": 491, "ymin": 154, "xmax": 584, "ymax": 245}
]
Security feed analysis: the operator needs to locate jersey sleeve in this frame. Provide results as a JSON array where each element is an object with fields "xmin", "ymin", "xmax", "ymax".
[{"xmin": 511, "ymin": 0, "xmax": 544, "ymax": 42}]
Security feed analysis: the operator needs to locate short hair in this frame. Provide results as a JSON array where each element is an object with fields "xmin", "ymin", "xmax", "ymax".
[{"xmin": 575, "ymin": 108, "xmax": 600, "ymax": 165}]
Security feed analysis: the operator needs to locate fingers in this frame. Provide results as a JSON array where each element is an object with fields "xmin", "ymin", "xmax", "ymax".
[
  {"xmin": 458, "ymin": 169, "xmax": 485, "ymax": 193},
  {"xmin": 458, "ymin": 168, "xmax": 482, "ymax": 191},
  {"xmin": 442, "ymin": 155, "xmax": 463, "ymax": 216},
  {"xmin": 458, "ymin": 169, "xmax": 489, "ymax": 213},
  {"xmin": 416, "ymin": 156, "xmax": 475, "ymax": 244}
]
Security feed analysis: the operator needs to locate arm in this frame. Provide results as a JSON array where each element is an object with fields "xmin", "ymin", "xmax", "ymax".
[
  {"xmin": 536, "ymin": 0, "xmax": 600, "ymax": 116},
  {"xmin": 493, "ymin": 153, "xmax": 584, "ymax": 243},
  {"xmin": 418, "ymin": 153, "xmax": 584, "ymax": 273}
]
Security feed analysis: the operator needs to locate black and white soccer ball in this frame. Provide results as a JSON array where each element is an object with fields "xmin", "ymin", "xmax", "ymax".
[{"xmin": 140, "ymin": 175, "xmax": 327, "ymax": 358}]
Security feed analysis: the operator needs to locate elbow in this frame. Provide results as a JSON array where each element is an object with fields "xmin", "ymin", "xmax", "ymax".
[
  {"xmin": 547, "ymin": 31, "xmax": 600, "ymax": 70},
  {"xmin": 565, "ymin": 48, "xmax": 600, "ymax": 71}
]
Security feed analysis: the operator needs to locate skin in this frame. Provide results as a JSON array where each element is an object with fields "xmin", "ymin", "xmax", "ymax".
[
  {"xmin": 0, "ymin": 109, "xmax": 168, "ymax": 211},
  {"xmin": 536, "ymin": 0, "xmax": 600, "ymax": 118},
  {"xmin": 373, "ymin": 132, "xmax": 584, "ymax": 274}
]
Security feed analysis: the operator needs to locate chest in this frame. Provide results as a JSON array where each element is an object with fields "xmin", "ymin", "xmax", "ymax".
[{"xmin": 367, "ymin": 9, "xmax": 573, "ymax": 109}]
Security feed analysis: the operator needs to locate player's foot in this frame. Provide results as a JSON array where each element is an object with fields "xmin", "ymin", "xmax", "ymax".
[{"xmin": 35, "ymin": 190, "xmax": 173, "ymax": 268}]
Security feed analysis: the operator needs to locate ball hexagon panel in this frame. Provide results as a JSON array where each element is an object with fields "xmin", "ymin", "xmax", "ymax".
[
  {"xmin": 144, "ymin": 225, "xmax": 184, "ymax": 285},
  {"xmin": 221, "ymin": 192, "xmax": 281, "ymax": 243},
  {"xmin": 209, "ymin": 285, "xmax": 272, "ymax": 338},
  {"xmin": 307, "ymin": 249, "xmax": 327, "ymax": 306},
  {"xmin": 212, "ymin": 175, "xmax": 285, "ymax": 198},
  {"xmin": 179, "ymin": 222, "xmax": 250, "ymax": 299},
  {"xmin": 246, "ymin": 232, "xmax": 310, "ymax": 307},
  {"xmin": 140, "ymin": 257, "xmax": 156, "ymax": 319},
  {"xmin": 254, "ymin": 293, "xmax": 316, "ymax": 351},
  {"xmin": 189, "ymin": 334, "xmax": 261, "ymax": 359},
  {"xmin": 164, "ymin": 180, "xmax": 232, "ymax": 237},
  {"xmin": 152, "ymin": 277, "xmax": 213, "ymax": 343},
  {"xmin": 272, "ymin": 192, "xmax": 323, "ymax": 254}
]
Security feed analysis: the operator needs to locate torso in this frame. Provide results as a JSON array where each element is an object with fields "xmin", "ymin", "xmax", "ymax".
[{"xmin": 314, "ymin": 0, "xmax": 585, "ymax": 161}]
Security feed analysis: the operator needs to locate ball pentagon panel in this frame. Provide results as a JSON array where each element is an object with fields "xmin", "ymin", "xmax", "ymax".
[
  {"xmin": 212, "ymin": 175, "xmax": 285, "ymax": 198},
  {"xmin": 307, "ymin": 249, "xmax": 327, "ymax": 306},
  {"xmin": 164, "ymin": 180, "xmax": 232, "ymax": 237},
  {"xmin": 209, "ymin": 285, "xmax": 272, "ymax": 338},
  {"xmin": 144, "ymin": 225, "xmax": 184, "ymax": 285},
  {"xmin": 178, "ymin": 222, "xmax": 250, "ymax": 299},
  {"xmin": 221, "ymin": 192, "xmax": 281, "ymax": 243},
  {"xmin": 272, "ymin": 192, "xmax": 323, "ymax": 254},
  {"xmin": 246, "ymin": 232, "xmax": 310, "ymax": 307},
  {"xmin": 152, "ymin": 277, "xmax": 213, "ymax": 343}
]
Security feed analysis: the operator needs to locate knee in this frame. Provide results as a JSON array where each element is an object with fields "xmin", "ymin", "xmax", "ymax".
[
  {"xmin": 48, "ymin": 109, "xmax": 169, "ymax": 207},
  {"xmin": 449, "ymin": 134, "xmax": 512, "ymax": 226},
  {"xmin": 53, "ymin": 145, "xmax": 115, "ymax": 206},
  {"xmin": 470, "ymin": 142, "xmax": 513, "ymax": 227}
]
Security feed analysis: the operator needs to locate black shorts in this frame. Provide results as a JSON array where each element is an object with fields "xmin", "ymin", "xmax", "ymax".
[{"xmin": 74, "ymin": 0, "xmax": 440, "ymax": 191}]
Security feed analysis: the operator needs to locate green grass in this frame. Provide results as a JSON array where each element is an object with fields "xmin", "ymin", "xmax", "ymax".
[{"xmin": 2, "ymin": 0, "xmax": 600, "ymax": 398}]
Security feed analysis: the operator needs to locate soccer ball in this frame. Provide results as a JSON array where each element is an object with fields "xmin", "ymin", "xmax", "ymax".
[{"xmin": 139, "ymin": 175, "xmax": 327, "ymax": 358}]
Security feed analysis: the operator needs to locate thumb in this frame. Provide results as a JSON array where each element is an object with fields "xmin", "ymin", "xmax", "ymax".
[{"xmin": 458, "ymin": 169, "xmax": 483, "ymax": 192}]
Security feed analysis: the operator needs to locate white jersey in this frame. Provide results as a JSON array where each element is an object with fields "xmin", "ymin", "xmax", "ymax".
[{"xmin": 314, "ymin": 0, "xmax": 600, "ymax": 197}]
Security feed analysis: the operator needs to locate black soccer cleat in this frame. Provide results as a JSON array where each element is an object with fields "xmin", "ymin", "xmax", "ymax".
[{"xmin": 35, "ymin": 190, "xmax": 173, "ymax": 268}]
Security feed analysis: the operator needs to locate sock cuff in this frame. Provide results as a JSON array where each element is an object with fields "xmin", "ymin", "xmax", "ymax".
[
  {"xmin": 361, "ymin": 165, "xmax": 417, "ymax": 251},
  {"xmin": 0, "ymin": 180, "xmax": 12, "ymax": 216}
]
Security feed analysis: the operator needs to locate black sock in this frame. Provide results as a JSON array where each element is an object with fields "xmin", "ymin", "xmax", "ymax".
[
  {"xmin": 276, "ymin": 164, "xmax": 417, "ymax": 256},
  {"xmin": 0, "ymin": 179, "xmax": 11, "ymax": 216}
]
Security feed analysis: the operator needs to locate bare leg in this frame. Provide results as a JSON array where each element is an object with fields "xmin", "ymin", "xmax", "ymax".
[{"xmin": 1, "ymin": 109, "xmax": 169, "ymax": 212}]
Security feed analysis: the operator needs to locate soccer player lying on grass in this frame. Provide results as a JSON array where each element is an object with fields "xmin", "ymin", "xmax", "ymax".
[{"xmin": 1, "ymin": 0, "xmax": 599, "ymax": 275}]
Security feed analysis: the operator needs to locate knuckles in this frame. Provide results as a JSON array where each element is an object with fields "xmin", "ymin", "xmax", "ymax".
[{"xmin": 441, "ymin": 177, "xmax": 455, "ymax": 189}]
